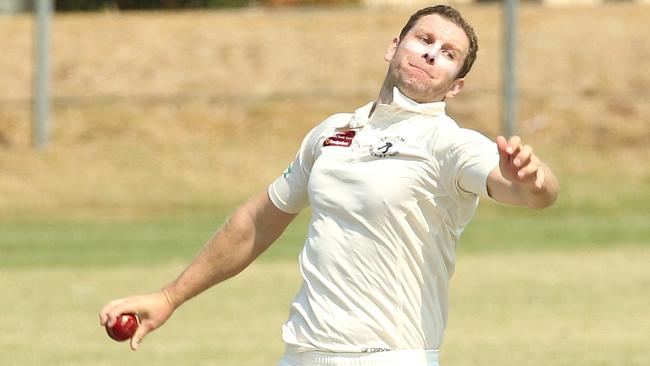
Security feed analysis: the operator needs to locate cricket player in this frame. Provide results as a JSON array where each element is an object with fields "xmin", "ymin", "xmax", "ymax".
[{"xmin": 100, "ymin": 5, "xmax": 559, "ymax": 365}]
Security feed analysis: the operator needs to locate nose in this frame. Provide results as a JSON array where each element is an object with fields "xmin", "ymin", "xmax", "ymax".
[{"xmin": 423, "ymin": 48, "xmax": 439, "ymax": 64}]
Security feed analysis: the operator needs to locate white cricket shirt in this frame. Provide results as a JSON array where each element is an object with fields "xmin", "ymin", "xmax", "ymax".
[{"xmin": 268, "ymin": 87, "xmax": 499, "ymax": 353}]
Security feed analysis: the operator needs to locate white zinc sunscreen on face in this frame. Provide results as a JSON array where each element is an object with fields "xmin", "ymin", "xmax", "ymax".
[
  {"xmin": 403, "ymin": 38, "xmax": 460, "ymax": 77},
  {"xmin": 404, "ymin": 39, "xmax": 439, "ymax": 58}
]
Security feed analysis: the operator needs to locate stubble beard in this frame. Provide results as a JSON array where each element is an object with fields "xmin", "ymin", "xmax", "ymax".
[
  {"xmin": 394, "ymin": 58, "xmax": 454, "ymax": 103},
  {"xmin": 398, "ymin": 73, "xmax": 446, "ymax": 103}
]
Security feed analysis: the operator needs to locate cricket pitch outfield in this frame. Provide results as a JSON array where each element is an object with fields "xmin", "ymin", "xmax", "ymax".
[{"xmin": 1, "ymin": 246, "xmax": 648, "ymax": 366}]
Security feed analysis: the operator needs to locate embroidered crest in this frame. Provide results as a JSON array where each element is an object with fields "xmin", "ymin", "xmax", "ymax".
[
  {"xmin": 369, "ymin": 135, "xmax": 405, "ymax": 158},
  {"xmin": 323, "ymin": 130, "xmax": 356, "ymax": 147}
]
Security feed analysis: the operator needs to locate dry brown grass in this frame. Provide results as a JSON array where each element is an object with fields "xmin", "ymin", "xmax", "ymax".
[{"xmin": 0, "ymin": 4, "xmax": 649, "ymax": 218}]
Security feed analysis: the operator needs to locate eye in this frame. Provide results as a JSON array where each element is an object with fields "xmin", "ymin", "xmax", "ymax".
[
  {"xmin": 418, "ymin": 36, "xmax": 432, "ymax": 44},
  {"xmin": 443, "ymin": 50, "xmax": 454, "ymax": 60}
]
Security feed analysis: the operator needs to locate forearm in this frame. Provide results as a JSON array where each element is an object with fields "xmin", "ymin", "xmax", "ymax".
[
  {"xmin": 162, "ymin": 211, "xmax": 255, "ymax": 308},
  {"xmin": 487, "ymin": 163, "xmax": 559, "ymax": 209},
  {"xmin": 162, "ymin": 192, "xmax": 294, "ymax": 309},
  {"xmin": 99, "ymin": 192, "xmax": 295, "ymax": 350}
]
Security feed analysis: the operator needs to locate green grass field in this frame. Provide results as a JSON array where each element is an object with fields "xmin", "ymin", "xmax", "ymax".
[
  {"xmin": 1, "ymin": 199, "xmax": 648, "ymax": 365},
  {"xmin": 2, "ymin": 197, "xmax": 649, "ymax": 269},
  {"xmin": 1, "ymin": 167, "xmax": 648, "ymax": 366}
]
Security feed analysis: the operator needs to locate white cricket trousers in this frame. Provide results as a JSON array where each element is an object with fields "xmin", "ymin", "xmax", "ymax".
[{"xmin": 277, "ymin": 347, "xmax": 440, "ymax": 366}]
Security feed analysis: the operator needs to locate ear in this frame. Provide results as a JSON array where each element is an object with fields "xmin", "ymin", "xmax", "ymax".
[
  {"xmin": 384, "ymin": 37, "xmax": 400, "ymax": 62},
  {"xmin": 445, "ymin": 78, "xmax": 465, "ymax": 99}
]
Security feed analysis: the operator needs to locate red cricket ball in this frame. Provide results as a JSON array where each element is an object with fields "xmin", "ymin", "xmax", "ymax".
[{"xmin": 105, "ymin": 313, "xmax": 139, "ymax": 342}]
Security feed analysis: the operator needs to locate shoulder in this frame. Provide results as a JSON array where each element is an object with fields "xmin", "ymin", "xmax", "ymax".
[
  {"xmin": 424, "ymin": 116, "xmax": 496, "ymax": 162},
  {"xmin": 308, "ymin": 112, "xmax": 354, "ymax": 135},
  {"xmin": 297, "ymin": 112, "xmax": 355, "ymax": 153},
  {"xmin": 421, "ymin": 115, "xmax": 469, "ymax": 149},
  {"xmin": 436, "ymin": 116, "xmax": 492, "ymax": 147}
]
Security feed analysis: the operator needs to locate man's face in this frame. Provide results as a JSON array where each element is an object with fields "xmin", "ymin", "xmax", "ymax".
[{"xmin": 385, "ymin": 14, "xmax": 469, "ymax": 103}]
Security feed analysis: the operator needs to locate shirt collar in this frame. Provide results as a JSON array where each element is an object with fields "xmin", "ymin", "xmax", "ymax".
[{"xmin": 346, "ymin": 87, "xmax": 447, "ymax": 128}]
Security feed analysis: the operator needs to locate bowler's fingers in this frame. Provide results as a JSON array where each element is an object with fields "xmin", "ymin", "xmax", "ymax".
[
  {"xmin": 507, "ymin": 135, "xmax": 522, "ymax": 155},
  {"xmin": 100, "ymin": 298, "xmax": 138, "ymax": 328},
  {"xmin": 513, "ymin": 144, "xmax": 534, "ymax": 168},
  {"xmin": 497, "ymin": 135, "xmax": 545, "ymax": 188},
  {"xmin": 516, "ymin": 158, "xmax": 538, "ymax": 179},
  {"xmin": 496, "ymin": 135, "xmax": 524, "ymax": 160},
  {"xmin": 496, "ymin": 135, "xmax": 512, "ymax": 166},
  {"xmin": 515, "ymin": 155, "xmax": 545, "ymax": 189},
  {"xmin": 535, "ymin": 166, "xmax": 545, "ymax": 189},
  {"xmin": 100, "ymin": 299, "xmax": 123, "ymax": 327},
  {"xmin": 130, "ymin": 321, "xmax": 152, "ymax": 351},
  {"xmin": 496, "ymin": 135, "xmax": 508, "ymax": 154}
]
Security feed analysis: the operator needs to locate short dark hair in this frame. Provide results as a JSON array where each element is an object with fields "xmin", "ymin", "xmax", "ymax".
[{"xmin": 398, "ymin": 5, "xmax": 478, "ymax": 79}]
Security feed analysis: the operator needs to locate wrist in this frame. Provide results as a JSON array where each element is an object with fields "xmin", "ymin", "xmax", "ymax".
[
  {"xmin": 523, "ymin": 181, "xmax": 558, "ymax": 209},
  {"xmin": 161, "ymin": 286, "xmax": 180, "ymax": 310}
]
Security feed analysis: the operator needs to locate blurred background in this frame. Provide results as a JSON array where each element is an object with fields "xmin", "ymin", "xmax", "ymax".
[{"xmin": 1, "ymin": 1, "xmax": 648, "ymax": 365}]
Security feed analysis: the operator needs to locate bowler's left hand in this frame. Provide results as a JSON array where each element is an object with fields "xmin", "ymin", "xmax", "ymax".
[{"xmin": 496, "ymin": 135, "xmax": 545, "ymax": 190}]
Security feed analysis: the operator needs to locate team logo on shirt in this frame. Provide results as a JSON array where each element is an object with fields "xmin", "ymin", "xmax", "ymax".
[
  {"xmin": 361, "ymin": 347, "xmax": 391, "ymax": 353},
  {"xmin": 323, "ymin": 130, "xmax": 356, "ymax": 147},
  {"xmin": 282, "ymin": 164, "xmax": 292, "ymax": 178},
  {"xmin": 369, "ymin": 136, "xmax": 405, "ymax": 158}
]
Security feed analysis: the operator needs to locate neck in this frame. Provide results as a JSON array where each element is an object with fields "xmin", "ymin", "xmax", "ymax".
[
  {"xmin": 377, "ymin": 78, "xmax": 395, "ymax": 105},
  {"xmin": 369, "ymin": 79, "xmax": 396, "ymax": 117}
]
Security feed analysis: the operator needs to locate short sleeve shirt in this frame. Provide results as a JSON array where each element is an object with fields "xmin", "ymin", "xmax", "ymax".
[{"xmin": 268, "ymin": 87, "xmax": 499, "ymax": 352}]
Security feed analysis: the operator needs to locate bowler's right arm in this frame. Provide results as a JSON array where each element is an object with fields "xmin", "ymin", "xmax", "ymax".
[{"xmin": 99, "ymin": 190, "xmax": 297, "ymax": 350}]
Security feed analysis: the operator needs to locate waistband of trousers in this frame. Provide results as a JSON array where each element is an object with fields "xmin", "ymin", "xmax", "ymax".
[{"xmin": 282, "ymin": 346, "xmax": 439, "ymax": 366}]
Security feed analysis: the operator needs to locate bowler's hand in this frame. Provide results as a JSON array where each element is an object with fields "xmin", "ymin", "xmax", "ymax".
[
  {"xmin": 496, "ymin": 135, "xmax": 545, "ymax": 190},
  {"xmin": 488, "ymin": 136, "xmax": 558, "ymax": 208},
  {"xmin": 100, "ymin": 290, "xmax": 175, "ymax": 351}
]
